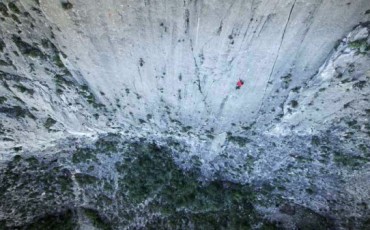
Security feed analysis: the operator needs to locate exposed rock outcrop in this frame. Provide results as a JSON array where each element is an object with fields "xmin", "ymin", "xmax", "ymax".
[{"xmin": 0, "ymin": 0, "xmax": 370, "ymax": 229}]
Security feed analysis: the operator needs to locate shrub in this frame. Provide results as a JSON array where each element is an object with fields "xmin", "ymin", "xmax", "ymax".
[{"xmin": 61, "ymin": 2, "xmax": 73, "ymax": 10}]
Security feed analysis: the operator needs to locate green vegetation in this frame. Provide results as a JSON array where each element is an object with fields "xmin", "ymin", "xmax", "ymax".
[
  {"xmin": 290, "ymin": 100, "xmax": 298, "ymax": 108},
  {"xmin": 78, "ymin": 85, "xmax": 105, "ymax": 109},
  {"xmin": 0, "ymin": 3, "xmax": 9, "ymax": 17},
  {"xmin": 226, "ymin": 132, "xmax": 251, "ymax": 147},
  {"xmin": 10, "ymin": 14, "xmax": 21, "ymax": 24},
  {"xmin": 306, "ymin": 187, "xmax": 315, "ymax": 195},
  {"xmin": 75, "ymin": 173, "xmax": 98, "ymax": 185},
  {"xmin": 343, "ymin": 102, "xmax": 351, "ymax": 109},
  {"xmin": 242, "ymin": 123, "xmax": 255, "ymax": 131},
  {"xmin": 0, "ymin": 39, "xmax": 6, "ymax": 52},
  {"xmin": 0, "ymin": 106, "xmax": 35, "ymax": 119},
  {"xmin": 53, "ymin": 54, "xmax": 65, "ymax": 68},
  {"xmin": 0, "ymin": 96, "xmax": 7, "ymax": 104},
  {"xmin": 353, "ymin": 80, "xmax": 367, "ymax": 90},
  {"xmin": 348, "ymin": 39, "xmax": 370, "ymax": 53},
  {"xmin": 291, "ymin": 86, "xmax": 301, "ymax": 93},
  {"xmin": 103, "ymin": 181, "xmax": 114, "ymax": 191},
  {"xmin": 87, "ymin": 166, "xmax": 95, "ymax": 173},
  {"xmin": 181, "ymin": 125, "xmax": 192, "ymax": 133},
  {"xmin": 0, "ymin": 60, "xmax": 10, "ymax": 66},
  {"xmin": 0, "ymin": 220, "xmax": 6, "ymax": 230},
  {"xmin": 56, "ymin": 88, "xmax": 63, "ymax": 94},
  {"xmin": 318, "ymin": 87, "xmax": 326, "ymax": 93},
  {"xmin": 41, "ymin": 39, "xmax": 50, "ymax": 48},
  {"xmin": 11, "ymin": 35, "xmax": 45, "ymax": 59},
  {"xmin": 8, "ymin": 2, "xmax": 20, "ymax": 14},
  {"xmin": 333, "ymin": 151, "xmax": 368, "ymax": 168},
  {"xmin": 245, "ymin": 155, "xmax": 255, "ymax": 173},
  {"xmin": 72, "ymin": 147, "xmax": 98, "ymax": 164},
  {"xmin": 363, "ymin": 218, "xmax": 370, "ymax": 229},
  {"xmin": 83, "ymin": 209, "xmax": 111, "ymax": 230},
  {"xmin": 281, "ymin": 73, "xmax": 292, "ymax": 89},
  {"xmin": 54, "ymin": 74, "xmax": 73, "ymax": 92},
  {"xmin": 2, "ymin": 135, "xmax": 340, "ymax": 228},
  {"xmin": 62, "ymin": 2, "xmax": 73, "ymax": 10},
  {"xmin": 346, "ymin": 119, "xmax": 361, "ymax": 131},
  {"xmin": 13, "ymin": 155, "xmax": 22, "ymax": 162},
  {"xmin": 44, "ymin": 117, "xmax": 57, "ymax": 129},
  {"xmin": 358, "ymin": 144, "xmax": 368, "ymax": 155},
  {"xmin": 13, "ymin": 146, "xmax": 22, "ymax": 152},
  {"xmin": 14, "ymin": 84, "xmax": 34, "ymax": 95},
  {"xmin": 170, "ymin": 118, "xmax": 182, "ymax": 126},
  {"xmin": 135, "ymin": 93, "xmax": 142, "ymax": 99},
  {"xmin": 0, "ymin": 155, "xmax": 74, "ymax": 228},
  {"xmin": 95, "ymin": 133, "xmax": 120, "ymax": 152},
  {"xmin": 25, "ymin": 156, "xmax": 39, "ymax": 167},
  {"xmin": 311, "ymin": 135, "xmax": 320, "ymax": 146},
  {"xmin": 114, "ymin": 142, "xmax": 261, "ymax": 228},
  {"xmin": 25, "ymin": 210, "xmax": 76, "ymax": 230}
]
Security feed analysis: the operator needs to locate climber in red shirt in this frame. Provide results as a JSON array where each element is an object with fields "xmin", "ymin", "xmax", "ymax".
[{"xmin": 236, "ymin": 79, "xmax": 244, "ymax": 89}]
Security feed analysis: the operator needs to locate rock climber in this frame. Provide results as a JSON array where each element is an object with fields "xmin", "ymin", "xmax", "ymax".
[{"xmin": 236, "ymin": 79, "xmax": 244, "ymax": 89}]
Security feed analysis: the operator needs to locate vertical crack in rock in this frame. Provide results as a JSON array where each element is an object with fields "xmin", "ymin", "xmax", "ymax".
[{"xmin": 255, "ymin": 0, "xmax": 297, "ymax": 123}]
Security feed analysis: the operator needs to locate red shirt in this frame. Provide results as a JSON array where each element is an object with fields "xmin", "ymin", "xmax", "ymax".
[{"xmin": 237, "ymin": 80, "xmax": 244, "ymax": 87}]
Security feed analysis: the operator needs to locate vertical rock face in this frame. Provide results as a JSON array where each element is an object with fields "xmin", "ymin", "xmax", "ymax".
[{"xmin": 0, "ymin": 0, "xmax": 370, "ymax": 229}]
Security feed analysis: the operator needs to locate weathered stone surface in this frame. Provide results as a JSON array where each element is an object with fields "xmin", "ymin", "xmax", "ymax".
[{"xmin": 0, "ymin": 0, "xmax": 370, "ymax": 229}]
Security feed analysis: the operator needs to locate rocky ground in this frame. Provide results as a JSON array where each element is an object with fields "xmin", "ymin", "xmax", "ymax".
[{"xmin": 0, "ymin": 0, "xmax": 370, "ymax": 229}]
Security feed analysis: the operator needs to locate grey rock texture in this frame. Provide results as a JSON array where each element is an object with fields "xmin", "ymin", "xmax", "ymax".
[{"xmin": 0, "ymin": 0, "xmax": 370, "ymax": 229}]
